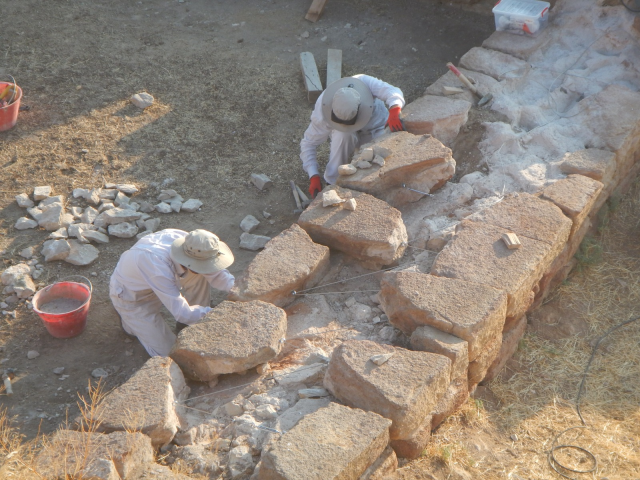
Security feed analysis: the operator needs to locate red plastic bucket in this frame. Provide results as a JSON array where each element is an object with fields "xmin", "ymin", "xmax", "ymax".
[
  {"xmin": 32, "ymin": 276, "xmax": 92, "ymax": 339},
  {"xmin": 0, "ymin": 81, "xmax": 22, "ymax": 132}
]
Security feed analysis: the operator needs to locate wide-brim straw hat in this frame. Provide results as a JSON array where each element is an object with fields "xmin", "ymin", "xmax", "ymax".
[
  {"xmin": 321, "ymin": 77, "xmax": 375, "ymax": 133},
  {"xmin": 170, "ymin": 229, "xmax": 234, "ymax": 275}
]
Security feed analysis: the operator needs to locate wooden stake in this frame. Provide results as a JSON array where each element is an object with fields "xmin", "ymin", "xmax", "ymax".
[
  {"xmin": 305, "ymin": 0, "xmax": 328, "ymax": 22},
  {"xmin": 326, "ymin": 49, "xmax": 342, "ymax": 87},
  {"xmin": 300, "ymin": 52, "xmax": 323, "ymax": 103}
]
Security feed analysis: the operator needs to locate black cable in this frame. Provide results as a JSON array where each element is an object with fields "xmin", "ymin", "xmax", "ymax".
[
  {"xmin": 547, "ymin": 315, "xmax": 640, "ymax": 479},
  {"xmin": 620, "ymin": 0, "xmax": 640, "ymax": 13}
]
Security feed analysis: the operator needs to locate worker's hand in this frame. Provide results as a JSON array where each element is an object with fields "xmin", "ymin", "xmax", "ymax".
[
  {"xmin": 386, "ymin": 106, "xmax": 404, "ymax": 132},
  {"xmin": 309, "ymin": 175, "xmax": 322, "ymax": 199}
]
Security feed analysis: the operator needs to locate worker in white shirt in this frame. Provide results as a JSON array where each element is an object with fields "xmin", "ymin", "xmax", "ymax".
[
  {"xmin": 109, "ymin": 229, "xmax": 235, "ymax": 357},
  {"xmin": 300, "ymin": 74, "xmax": 406, "ymax": 198}
]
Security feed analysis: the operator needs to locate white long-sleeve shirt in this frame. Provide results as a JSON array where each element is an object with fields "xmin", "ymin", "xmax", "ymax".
[
  {"xmin": 299, "ymin": 74, "xmax": 405, "ymax": 179},
  {"xmin": 110, "ymin": 229, "xmax": 235, "ymax": 325}
]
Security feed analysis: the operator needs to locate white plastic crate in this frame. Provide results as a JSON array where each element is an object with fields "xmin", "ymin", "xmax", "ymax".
[{"xmin": 493, "ymin": 0, "xmax": 550, "ymax": 36}]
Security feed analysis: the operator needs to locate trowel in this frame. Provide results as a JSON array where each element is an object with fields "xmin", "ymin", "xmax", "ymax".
[{"xmin": 446, "ymin": 62, "xmax": 493, "ymax": 107}]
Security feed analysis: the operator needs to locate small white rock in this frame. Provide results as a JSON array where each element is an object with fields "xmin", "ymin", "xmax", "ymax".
[
  {"xmin": 338, "ymin": 164, "xmax": 357, "ymax": 176},
  {"xmin": 15, "ymin": 217, "xmax": 38, "ymax": 230},
  {"xmin": 250, "ymin": 173, "xmax": 272, "ymax": 191},
  {"xmin": 19, "ymin": 247, "xmax": 35, "ymax": 259},
  {"xmin": 240, "ymin": 215, "xmax": 260, "ymax": 233},
  {"xmin": 131, "ymin": 92, "xmax": 154, "ymax": 109},
  {"xmin": 155, "ymin": 202, "xmax": 172, "ymax": 214},
  {"xmin": 361, "ymin": 148, "xmax": 374, "ymax": 162},
  {"xmin": 372, "ymin": 155, "xmax": 385, "ymax": 167},
  {"xmin": 322, "ymin": 190, "xmax": 345, "ymax": 207},
  {"xmin": 370, "ymin": 353, "xmax": 394, "ymax": 366},
  {"xmin": 91, "ymin": 368, "xmax": 109, "ymax": 378},
  {"xmin": 355, "ymin": 160, "xmax": 372, "ymax": 169},
  {"xmin": 181, "ymin": 199, "xmax": 202, "ymax": 213},
  {"xmin": 33, "ymin": 186, "xmax": 52, "ymax": 201},
  {"xmin": 15, "ymin": 193, "xmax": 34, "ymax": 208},
  {"xmin": 344, "ymin": 198, "xmax": 357, "ymax": 211},
  {"xmin": 27, "ymin": 350, "xmax": 40, "ymax": 360}
]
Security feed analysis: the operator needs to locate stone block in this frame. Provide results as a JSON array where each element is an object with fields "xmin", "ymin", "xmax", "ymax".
[
  {"xmin": 181, "ymin": 199, "xmax": 203, "ymax": 212},
  {"xmin": 258, "ymin": 403, "xmax": 391, "ymax": 480},
  {"xmin": 298, "ymin": 186, "xmax": 407, "ymax": 268},
  {"xmin": 482, "ymin": 30, "xmax": 552, "ymax": 60},
  {"xmin": 65, "ymin": 240, "xmax": 99, "ymax": 266},
  {"xmin": 15, "ymin": 193, "xmax": 34, "ymax": 208},
  {"xmin": 170, "ymin": 300, "xmax": 287, "ymax": 381},
  {"xmin": 468, "ymin": 334, "xmax": 501, "ymax": 387},
  {"xmin": 559, "ymin": 149, "xmax": 615, "ymax": 184},
  {"xmin": 336, "ymin": 132, "xmax": 456, "ymax": 207},
  {"xmin": 93, "ymin": 357, "xmax": 189, "ymax": 448},
  {"xmin": 425, "ymin": 68, "xmax": 499, "ymax": 105},
  {"xmin": 284, "ymin": 295, "xmax": 341, "ymax": 340},
  {"xmin": 459, "ymin": 47, "xmax": 529, "ymax": 81},
  {"xmin": 33, "ymin": 185, "xmax": 52, "ymax": 201},
  {"xmin": 389, "ymin": 414, "xmax": 432, "ymax": 459},
  {"xmin": 41, "ymin": 239, "xmax": 71, "ymax": 262},
  {"xmin": 430, "ymin": 376, "xmax": 468, "ymax": 430},
  {"xmin": 401, "ymin": 96, "xmax": 472, "ymax": 146},
  {"xmin": 36, "ymin": 430, "xmax": 154, "ymax": 480},
  {"xmin": 240, "ymin": 232, "xmax": 271, "ymax": 251},
  {"xmin": 431, "ymin": 220, "xmax": 562, "ymax": 319},
  {"xmin": 240, "ymin": 215, "xmax": 260, "ymax": 233},
  {"xmin": 324, "ymin": 340, "xmax": 450, "ymax": 442},
  {"xmin": 410, "ymin": 325, "xmax": 469, "ymax": 381},
  {"xmin": 380, "ymin": 272, "xmax": 506, "ymax": 360},
  {"xmin": 38, "ymin": 205, "xmax": 74, "ymax": 231},
  {"xmin": 540, "ymin": 174, "xmax": 603, "ymax": 238},
  {"xmin": 251, "ymin": 173, "xmax": 272, "ymax": 190},
  {"xmin": 482, "ymin": 314, "xmax": 527, "ymax": 384},
  {"xmin": 229, "ymin": 224, "xmax": 330, "ymax": 307},
  {"xmin": 360, "ymin": 446, "xmax": 398, "ymax": 480}
]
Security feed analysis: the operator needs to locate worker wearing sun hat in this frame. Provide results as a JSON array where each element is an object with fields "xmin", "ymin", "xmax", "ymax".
[
  {"xmin": 109, "ymin": 228, "xmax": 235, "ymax": 357},
  {"xmin": 300, "ymin": 74, "xmax": 405, "ymax": 197}
]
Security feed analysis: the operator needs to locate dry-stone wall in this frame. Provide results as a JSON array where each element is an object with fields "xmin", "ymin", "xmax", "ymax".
[{"xmin": 28, "ymin": 0, "xmax": 640, "ymax": 477}]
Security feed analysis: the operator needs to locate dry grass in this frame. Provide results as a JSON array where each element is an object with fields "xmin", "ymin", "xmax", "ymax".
[{"xmin": 405, "ymin": 182, "xmax": 640, "ymax": 480}]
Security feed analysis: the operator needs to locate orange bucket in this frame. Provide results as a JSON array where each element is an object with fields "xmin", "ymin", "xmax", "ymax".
[
  {"xmin": 0, "ymin": 81, "xmax": 22, "ymax": 132},
  {"xmin": 32, "ymin": 276, "xmax": 92, "ymax": 339}
]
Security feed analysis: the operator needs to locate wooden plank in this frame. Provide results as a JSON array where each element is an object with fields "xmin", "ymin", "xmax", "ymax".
[
  {"xmin": 300, "ymin": 52, "xmax": 323, "ymax": 103},
  {"xmin": 326, "ymin": 49, "xmax": 342, "ymax": 87},
  {"xmin": 305, "ymin": 0, "xmax": 328, "ymax": 22}
]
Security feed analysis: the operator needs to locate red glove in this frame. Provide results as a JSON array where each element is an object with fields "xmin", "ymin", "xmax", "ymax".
[
  {"xmin": 309, "ymin": 175, "xmax": 322, "ymax": 199},
  {"xmin": 386, "ymin": 106, "xmax": 404, "ymax": 132}
]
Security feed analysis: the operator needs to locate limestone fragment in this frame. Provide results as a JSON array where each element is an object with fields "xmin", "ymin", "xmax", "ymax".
[
  {"xmin": 102, "ymin": 208, "xmax": 142, "ymax": 225},
  {"xmin": 401, "ymin": 95, "xmax": 471, "ymax": 145},
  {"xmin": 27, "ymin": 207, "xmax": 43, "ymax": 221},
  {"xmin": 38, "ymin": 205, "xmax": 74, "ymax": 231},
  {"xmin": 33, "ymin": 186, "xmax": 52, "ymax": 201},
  {"xmin": 108, "ymin": 222, "xmax": 138, "ymax": 238},
  {"xmin": 156, "ymin": 202, "xmax": 172, "ymax": 214},
  {"xmin": 15, "ymin": 193, "xmax": 34, "ymax": 208},
  {"xmin": 114, "ymin": 191, "xmax": 130, "ymax": 207},
  {"xmin": 239, "ymin": 232, "xmax": 270, "ymax": 251},
  {"xmin": 93, "ymin": 357, "xmax": 189, "ymax": 448},
  {"xmin": 344, "ymin": 198, "xmax": 357, "ymax": 211},
  {"xmin": 356, "ymin": 160, "xmax": 372, "ymax": 169},
  {"xmin": 41, "ymin": 239, "xmax": 71, "ymax": 262},
  {"xmin": 83, "ymin": 230, "xmax": 110, "ymax": 244},
  {"xmin": 338, "ymin": 164, "xmax": 357, "ymax": 176},
  {"xmin": 116, "ymin": 184, "xmax": 138, "ymax": 195},
  {"xmin": 65, "ymin": 241, "xmax": 99, "ymax": 266},
  {"xmin": 370, "ymin": 353, "xmax": 393, "ymax": 365},
  {"xmin": 410, "ymin": 325, "xmax": 469, "ymax": 382},
  {"xmin": 12, "ymin": 275, "xmax": 36, "ymax": 298},
  {"xmin": 131, "ymin": 92, "xmax": 154, "ymax": 109},
  {"xmin": 15, "ymin": 217, "xmax": 38, "ymax": 230},
  {"xmin": 170, "ymin": 199, "xmax": 182, "ymax": 213},
  {"xmin": 259, "ymin": 403, "xmax": 391, "ymax": 479},
  {"xmin": 81, "ymin": 206, "xmax": 99, "ymax": 224},
  {"xmin": 322, "ymin": 189, "xmax": 345, "ymax": 207},
  {"xmin": 181, "ymin": 199, "xmax": 203, "ymax": 212},
  {"xmin": 170, "ymin": 300, "xmax": 287, "ymax": 381},
  {"xmin": 251, "ymin": 173, "xmax": 272, "ymax": 190},
  {"xmin": 229, "ymin": 224, "xmax": 330, "ymax": 307},
  {"xmin": 240, "ymin": 215, "xmax": 260, "ymax": 233}
]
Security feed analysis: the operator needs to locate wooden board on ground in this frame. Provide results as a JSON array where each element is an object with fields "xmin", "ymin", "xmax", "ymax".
[
  {"xmin": 300, "ymin": 52, "xmax": 323, "ymax": 103},
  {"xmin": 305, "ymin": 0, "xmax": 328, "ymax": 22},
  {"xmin": 326, "ymin": 49, "xmax": 342, "ymax": 87}
]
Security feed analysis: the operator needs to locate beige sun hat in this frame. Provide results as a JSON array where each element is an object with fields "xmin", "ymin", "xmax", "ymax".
[
  {"xmin": 321, "ymin": 77, "xmax": 375, "ymax": 133},
  {"xmin": 170, "ymin": 230, "xmax": 234, "ymax": 274}
]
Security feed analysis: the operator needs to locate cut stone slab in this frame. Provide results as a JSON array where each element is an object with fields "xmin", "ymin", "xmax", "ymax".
[
  {"xmin": 240, "ymin": 215, "xmax": 260, "ymax": 233},
  {"xmin": 459, "ymin": 47, "xmax": 528, "ymax": 81},
  {"xmin": 483, "ymin": 314, "xmax": 527, "ymax": 384},
  {"xmin": 181, "ymin": 199, "xmax": 202, "ymax": 212},
  {"xmin": 258, "ymin": 402, "xmax": 391, "ymax": 480},
  {"xmin": 15, "ymin": 193, "xmax": 34, "ymax": 208},
  {"xmin": 336, "ymin": 132, "xmax": 456, "ymax": 207},
  {"xmin": 251, "ymin": 173, "xmax": 272, "ymax": 190},
  {"xmin": 35, "ymin": 430, "xmax": 154, "ymax": 480},
  {"xmin": 390, "ymin": 414, "xmax": 432, "ymax": 459},
  {"xmin": 324, "ymin": 340, "xmax": 450, "ymax": 442},
  {"xmin": 229, "ymin": 224, "xmax": 330, "ymax": 307},
  {"xmin": 93, "ymin": 357, "xmax": 189, "ymax": 448},
  {"xmin": 170, "ymin": 300, "xmax": 287, "ymax": 381},
  {"xmin": 431, "ymin": 376, "xmax": 468, "ymax": 430},
  {"xmin": 33, "ymin": 186, "xmax": 52, "ymax": 201},
  {"xmin": 360, "ymin": 446, "xmax": 398, "ymax": 480},
  {"xmin": 380, "ymin": 272, "xmax": 507, "ymax": 360},
  {"xmin": 401, "ymin": 96, "xmax": 472, "ymax": 146},
  {"xmin": 482, "ymin": 30, "xmax": 552, "ymax": 60},
  {"xmin": 425, "ymin": 67, "xmax": 500, "ymax": 105},
  {"xmin": 410, "ymin": 325, "xmax": 469, "ymax": 382},
  {"xmin": 102, "ymin": 208, "xmax": 142, "ymax": 225},
  {"xmin": 15, "ymin": 217, "xmax": 38, "ymax": 230},
  {"xmin": 239, "ymin": 232, "xmax": 271, "ymax": 251},
  {"xmin": 38, "ymin": 205, "xmax": 74, "ymax": 231},
  {"xmin": 468, "ymin": 334, "xmax": 501, "ymax": 386},
  {"xmin": 284, "ymin": 295, "xmax": 341, "ymax": 340},
  {"xmin": 65, "ymin": 240, "xmax": 99, "ymax": 266},
  {"xmin": 559, "ymin": 149, "xmax": 616, "ymax": 183},
  {"xmin": 431, "ymin": 220, "xmax": 562, "ymax": 319},
  {"xmin": 298, "ymin": 186, "xmax": 407, "ymax": 268},
  {"xmin": 540, "ymin": 175, "xmax": 604, "ymax": 238},
  {"xmin": 41, "ymin": 239, "xmax": 71, "ymax": 262},
  {"xmin": 108, "ymin": 222, "xmax": 139, "ymax": 238}
]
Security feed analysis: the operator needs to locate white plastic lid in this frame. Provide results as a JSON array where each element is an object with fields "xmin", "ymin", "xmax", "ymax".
[{"xmin": 493, "ymin": 0, "xmax": 550, "ymax": 17}]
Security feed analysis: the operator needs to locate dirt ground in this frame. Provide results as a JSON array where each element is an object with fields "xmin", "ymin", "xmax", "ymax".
[{"xmin": 0, "ymin": 0, "xmax": 497, "ymax": 442}]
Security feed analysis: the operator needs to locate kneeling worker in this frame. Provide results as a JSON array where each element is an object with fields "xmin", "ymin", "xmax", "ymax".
[
  {"xmin": 300, "ymin": 74, "xmax": 406, "ymax": 198},
  {"xmin": 110, "ymin": 228, "xmax": 235, "ymax": 357}
]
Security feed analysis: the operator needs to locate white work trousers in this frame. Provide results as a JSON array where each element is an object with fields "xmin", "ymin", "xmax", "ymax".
[
  {"xmin": 110, "ymin": 270, "xmax": 210, "ymax": 357},
  {"xmin": 325, "ymin": 125, "xmax": 386, "ymax": 184}
]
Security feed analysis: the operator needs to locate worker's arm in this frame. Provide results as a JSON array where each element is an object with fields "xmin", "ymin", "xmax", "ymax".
[
  {"xmin": 300, "ymin": 92, "xmax": 332, "ymax": 179},
  {"xmin": 353, "ymin": 74, "xmax": 405, "ymax": 109},
  {"xmin": 202, "ymin": 269, "xmax": 235, "ymax": 292},
  {"xmin": 138, "ymin": 259, "xmax": 211, "ymax": 325}
]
